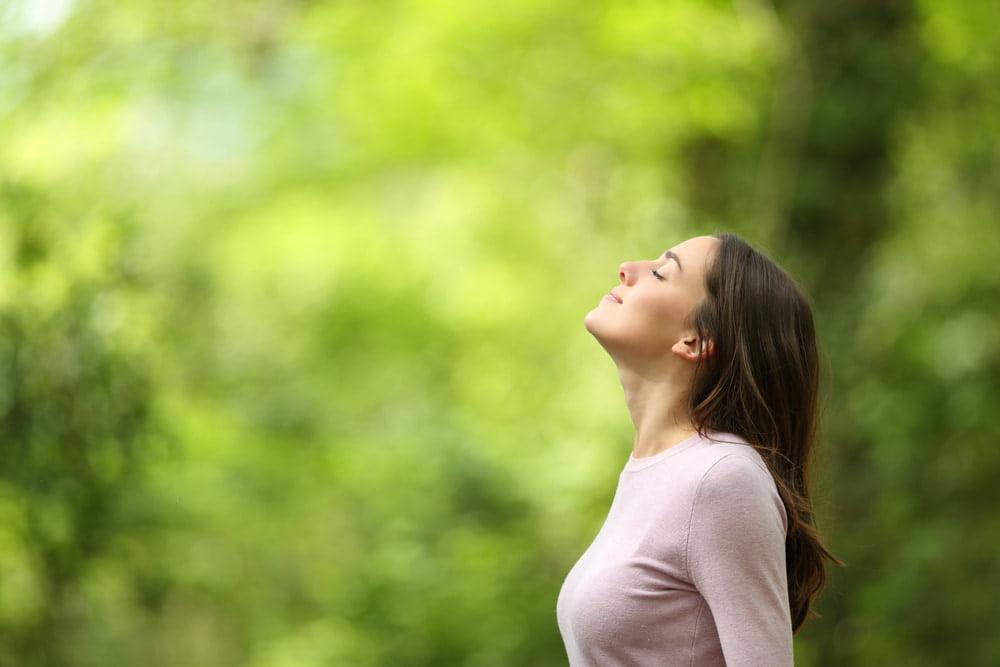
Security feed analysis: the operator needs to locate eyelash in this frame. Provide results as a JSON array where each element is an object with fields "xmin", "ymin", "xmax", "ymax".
[{"xmin": 651, "ymin": 268, "xmax": 665, "ymax": 281}]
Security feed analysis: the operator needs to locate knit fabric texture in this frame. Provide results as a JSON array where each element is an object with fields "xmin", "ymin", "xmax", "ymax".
[{"xmin": 556, "ymin": 430, "xmax": 794, "ymax": 666}]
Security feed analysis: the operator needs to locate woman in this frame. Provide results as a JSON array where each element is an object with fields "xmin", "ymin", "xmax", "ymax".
[{"xmin": 556, "ymin": 232, "xmax": 843, "ymax": 666}]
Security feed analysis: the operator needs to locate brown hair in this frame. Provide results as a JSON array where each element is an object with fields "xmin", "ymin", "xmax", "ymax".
[{"xmin": 687, "ymin": 231, "xmax": 845, "ymax": 633}]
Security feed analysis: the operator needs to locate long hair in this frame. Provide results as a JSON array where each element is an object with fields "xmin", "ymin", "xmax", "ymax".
[{"xmin": 686, "ymin": 231, "xmax": 845, "ymax": 634}]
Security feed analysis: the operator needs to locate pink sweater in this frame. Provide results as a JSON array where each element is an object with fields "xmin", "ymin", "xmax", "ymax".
[{"xmin": 556, "ymin": 430, "xmax": 793, "ymax": 666}]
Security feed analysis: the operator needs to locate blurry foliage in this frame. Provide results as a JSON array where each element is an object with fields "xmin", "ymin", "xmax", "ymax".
[
  {"xmin": 0, "ymin": 211, "xmax": 162, "ymax": 665},
  {"xmin": 0, "ymin": 0, "xmax": 998, "ymax": 665}
]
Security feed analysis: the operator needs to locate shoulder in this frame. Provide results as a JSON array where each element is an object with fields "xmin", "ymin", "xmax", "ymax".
[
  {"xmin": 685, "ymin": 432, "xmax": 788, "ymax": 535},
  {"xmin": 685, "ymin": 431, "xmax": 773, "ymax": 484},
  {"xmin": 695, "ymin": 454, "xmax": 779, "ymax": 508},
  {"xmin": 634, "ymin": 431, "xmax": 774, "ymax": 497}
]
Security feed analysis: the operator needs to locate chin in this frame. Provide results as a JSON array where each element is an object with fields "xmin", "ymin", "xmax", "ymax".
[
  {"xmin": 583, "ymin": 309, "xmax": 613, "ymax": 345},
  {"xmin": 585, "ymin": 320, "xmax": 627, "ymax": 364}
]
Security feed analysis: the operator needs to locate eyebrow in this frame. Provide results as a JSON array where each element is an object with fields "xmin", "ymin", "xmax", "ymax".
[{"xmin": 661, "ymin": 250, "xmax": 683, "ymax": 272}]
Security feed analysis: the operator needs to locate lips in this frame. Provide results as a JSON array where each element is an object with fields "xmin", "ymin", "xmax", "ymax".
[{"xmin": 608, "ymin": 291, "xmax": 622, "ymax": 304}]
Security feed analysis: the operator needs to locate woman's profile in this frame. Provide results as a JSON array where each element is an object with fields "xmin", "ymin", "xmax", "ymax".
[{"xmin": 556, "ymin": 232, "xmax": 844, "ymax": 666}]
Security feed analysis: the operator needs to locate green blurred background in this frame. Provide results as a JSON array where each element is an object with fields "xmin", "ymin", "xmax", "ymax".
[{"xmin": 1, "ymin": 0, "xmax": 997, "ymax": 665}]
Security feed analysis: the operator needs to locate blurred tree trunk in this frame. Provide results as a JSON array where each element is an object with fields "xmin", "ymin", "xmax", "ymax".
[{"xmin": 773, "ymin": 1, "xmax": 922, "ymax": 659}]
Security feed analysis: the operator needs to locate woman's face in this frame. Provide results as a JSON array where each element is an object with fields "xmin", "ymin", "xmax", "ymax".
[{"xmin": 584, "ymin": 235, "xmax": 719, "ymax": 363}]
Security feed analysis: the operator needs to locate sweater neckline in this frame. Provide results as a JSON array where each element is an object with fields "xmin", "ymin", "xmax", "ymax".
[{"xmin": 623, "ymin": 432, "xmax": 704, "ymax": 472}]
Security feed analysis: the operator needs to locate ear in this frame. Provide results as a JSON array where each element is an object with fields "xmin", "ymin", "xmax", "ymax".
[{"xmin": 671, "ymin": 334, "xmax": 714, "ymax": 362}]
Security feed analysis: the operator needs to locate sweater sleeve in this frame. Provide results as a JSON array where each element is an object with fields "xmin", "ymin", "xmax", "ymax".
[{"xmin": 686, "ymin": 454, "xmax": 794, "ymax": 667}]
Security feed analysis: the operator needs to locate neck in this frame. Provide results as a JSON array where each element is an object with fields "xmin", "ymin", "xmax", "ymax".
[{"xmin": 616, "ymin": 364, "xmax": 697, "ymax": 458}]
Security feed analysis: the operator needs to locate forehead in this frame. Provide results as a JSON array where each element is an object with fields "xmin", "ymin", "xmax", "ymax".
[{"xmin": 670, "ymin": 236, "xmax": 718, "ymax": 277}]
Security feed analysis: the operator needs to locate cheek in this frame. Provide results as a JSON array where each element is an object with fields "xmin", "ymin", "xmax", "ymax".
[
  {"xmin": 621, "ymin": 296, "xmax": 684, "ymax": 344},
  {"xmin": 635, "ymin": 291, "xmax": 691, "ymax": 326}
]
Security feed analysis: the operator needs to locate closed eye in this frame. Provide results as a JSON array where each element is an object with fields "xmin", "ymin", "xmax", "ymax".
[{"xmin": 651, "ymin": 268, "xmax": 665, "ymax": 281}]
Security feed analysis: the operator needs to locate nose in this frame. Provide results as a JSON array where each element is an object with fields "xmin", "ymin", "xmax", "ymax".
[{"xmin": 618, "ymin": 262, "xmax": 633, "ymax": 285}]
